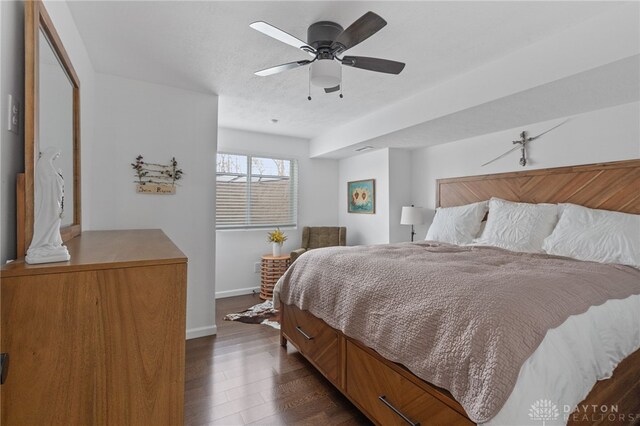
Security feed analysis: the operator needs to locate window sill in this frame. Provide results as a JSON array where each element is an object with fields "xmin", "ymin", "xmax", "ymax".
[{"xmin": 216, "ymin": 226, "xmax": 298, "ymax": 233}]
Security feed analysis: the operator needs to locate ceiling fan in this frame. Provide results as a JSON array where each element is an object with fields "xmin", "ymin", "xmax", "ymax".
[{"xmin": 250, "ymin": 12, "xmax": 405, "ymax": 97}]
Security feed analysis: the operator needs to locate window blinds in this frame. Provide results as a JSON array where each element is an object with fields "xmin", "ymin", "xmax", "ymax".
[{"xmin": 216, "ymin": 153, "xmax": 298, "ymax": 229}]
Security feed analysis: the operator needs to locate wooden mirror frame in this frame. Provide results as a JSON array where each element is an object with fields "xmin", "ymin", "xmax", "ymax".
[{"xmin": 19, "ymin": 0, "xmax": 81, "ymax": 256}]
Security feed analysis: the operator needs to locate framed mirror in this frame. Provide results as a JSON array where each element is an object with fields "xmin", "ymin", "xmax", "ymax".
[{"xmin": 19, "ymin": 0, "xmax": 81, "ymax": 255}]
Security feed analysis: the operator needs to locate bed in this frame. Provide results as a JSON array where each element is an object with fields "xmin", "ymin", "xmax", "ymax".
[{"xmin": 277, "ymin": 159, "xmax": 640, "ymax": 426}]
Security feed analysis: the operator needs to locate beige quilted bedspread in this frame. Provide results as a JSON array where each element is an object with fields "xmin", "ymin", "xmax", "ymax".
[{"xmin": 276, "ymin": 242, "xmax": 640, "ymax": 423}]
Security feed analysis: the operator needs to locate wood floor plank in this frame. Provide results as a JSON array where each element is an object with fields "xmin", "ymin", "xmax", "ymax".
[
  {"xmin": 259, "ymin": 375, "xmax": 326, "ymax": 403},
  {"xmin": 184, "ymin": 390, "xmax": 229, "ymax": 410},
  {"xmin": 244, "ymin": 394, "xmax": 337, "ymax": 425},
  {"xmin": 184, "ymin": 294, "xmax": 369, "ymax": 426},
  {"xmin": 185, "ymin": 392, "xmax": 264, "ymax": 424},
  {"xmin": 205, "ymin": 412, "xmax": 245, "ymax": 426},
  {"xmin": 224, "ymin": 368, "xmax": 315, "ymax": 402}
]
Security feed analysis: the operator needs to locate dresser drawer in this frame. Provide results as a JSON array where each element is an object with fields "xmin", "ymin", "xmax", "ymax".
[
  {"xmin": 281, "ymin": 304, "xmax": 340, "ymax": 385},
  {"xmin": 346, "ymin": 341, "xmax": 472, "ymax": 426}
]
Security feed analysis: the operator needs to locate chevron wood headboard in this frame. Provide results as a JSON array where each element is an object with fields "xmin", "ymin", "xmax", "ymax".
[{"xmin": 436, "ymin": 159, "xmax": 640, "ymax": 214}]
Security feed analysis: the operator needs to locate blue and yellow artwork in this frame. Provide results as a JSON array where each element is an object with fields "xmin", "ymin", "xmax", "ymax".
[{"xmin": 348, "ymin": 179, "xmax": 375, "ymax": 214}]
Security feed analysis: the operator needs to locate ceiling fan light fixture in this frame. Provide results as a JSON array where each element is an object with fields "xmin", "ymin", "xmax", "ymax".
[{"xmin": 310, "ymin": 59, "xmax": 341, "ymax": 88}]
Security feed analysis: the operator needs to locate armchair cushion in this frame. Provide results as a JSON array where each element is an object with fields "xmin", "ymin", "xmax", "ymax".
[
  {"xmin": 302, "ymin": 226, "xmax": 347, "ymax": 249},
  {"xmin": 291, "ymin": 227, "xmax": 347, "ymax": 262}
]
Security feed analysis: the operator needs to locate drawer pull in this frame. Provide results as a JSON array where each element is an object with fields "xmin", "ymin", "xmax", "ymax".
[
  {"xmin": 378, "ymin": 395, "xmax": 420, "ymax": 426},
  {"xmin": 295, "ymin": 326, "xmax": 314, "ymax": 340},
  {"xmin": 0, "ymin": 353, "xmax": 8, "ymax": 384}
]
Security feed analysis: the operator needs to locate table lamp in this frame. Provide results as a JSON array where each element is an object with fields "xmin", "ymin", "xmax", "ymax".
[{"xmin": 400, "ymin": 205, "xmax": 424, "ymax": 242}]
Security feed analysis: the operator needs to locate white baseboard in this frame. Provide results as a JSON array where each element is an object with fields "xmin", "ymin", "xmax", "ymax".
[
  {"xmin": 215, "ymin": 286, "xmax": 259, "ymax": 299},
  {"xmin": 186, "ymin": 325, "xmax": 217, "ymax": 340}
]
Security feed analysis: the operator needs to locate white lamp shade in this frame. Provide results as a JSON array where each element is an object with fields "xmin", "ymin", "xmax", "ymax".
[
  {"xmin": 400, "ymin": 206, "xmax": 424, "ymax": 225},
  {"xmin": 310, "ymin": 59, "xmax": 341, "ymax": 88}
]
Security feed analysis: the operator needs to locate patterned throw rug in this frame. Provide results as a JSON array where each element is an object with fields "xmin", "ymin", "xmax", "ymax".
[{"xmin": 224, "ymin": 300, "xmax": 281, "ymax": 329}]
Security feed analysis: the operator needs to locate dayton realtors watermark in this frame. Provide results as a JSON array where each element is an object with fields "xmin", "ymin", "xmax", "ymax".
[
  {"xmin": 529, "ymin": 400, "xmax": 639, "ymax": 424},
  {"xmin": 567, "ymin": 404, "xmax": 638, "ymax": 423}
]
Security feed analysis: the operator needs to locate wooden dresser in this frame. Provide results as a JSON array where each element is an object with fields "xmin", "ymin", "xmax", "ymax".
[{"xmin": 0, "ymin": 230, "xmax": 187, "ymax": 425}]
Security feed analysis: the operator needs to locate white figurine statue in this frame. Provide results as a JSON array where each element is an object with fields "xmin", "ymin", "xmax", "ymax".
[{"xmin": 25, "ymin": 147, "xmax": 71, "ymax": 264}]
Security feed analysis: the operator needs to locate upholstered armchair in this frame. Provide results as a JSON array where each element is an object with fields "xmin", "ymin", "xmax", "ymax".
[{"xmin": 290, "ymin": 227, "xmax": 347, "ymax": 263}]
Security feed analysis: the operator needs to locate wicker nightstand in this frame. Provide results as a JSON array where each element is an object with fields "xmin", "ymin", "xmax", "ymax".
[{"xmin": 260, "ymin": 254, "xmax": 291, "ymax": 300}]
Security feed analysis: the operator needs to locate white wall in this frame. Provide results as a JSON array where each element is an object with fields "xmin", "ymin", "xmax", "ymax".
[
  {"xmin": 216, "ymin": 127, "xmax": 338, "ymax": 298},
  {"xmin": 337, "ymin": 148, "xmax": 413, "ymax": 245},
  {"xmin": 411, "ymin": 102, "xmax": 640, "ymax": 238},
  {"xmin": 388, "ymin": 149, "xmax": 412, "ymax": 243},
  {"xmin": 91, "ymin": 73, "xmax": 219, "ymax": 339},
  {"xmin": 0, "ymin": 0, "xmax": 25, "ymax": 263},
  {"xmin": 338, "ymin": 148, "xmax": 390, "ymax": 245}
]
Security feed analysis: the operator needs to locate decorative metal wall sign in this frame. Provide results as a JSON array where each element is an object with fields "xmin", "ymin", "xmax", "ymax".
[
  {"xmin": 131, "ymin": 155, "xmax": 183, "ymax": 195},
  {"xmin": 481, "ymin": 119, "xmax": 570, "ymax": 167}
]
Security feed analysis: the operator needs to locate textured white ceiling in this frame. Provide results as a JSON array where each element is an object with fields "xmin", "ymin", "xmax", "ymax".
[{"xmin": 68, "ymin": 1, "xmax": 622, "ymax": 139}]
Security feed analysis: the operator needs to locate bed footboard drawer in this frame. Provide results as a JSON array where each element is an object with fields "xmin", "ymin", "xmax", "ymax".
[
  {"xmin": 346, "ymin": 341, "xmax": 472, "ymax": 426},
  {"xmin": 281, "ymin": 304, "xmax": 340, "ymax": 385}
]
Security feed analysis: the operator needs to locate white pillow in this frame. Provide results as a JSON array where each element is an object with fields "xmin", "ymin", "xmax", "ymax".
[
  {"xmin": 426, "ymin": 201, "xmax": 488, "ymax": 245},
  {"xmin": 473, "ymin": 197, "xmax": 558, "ymax": 253},
  {"xmin": 542, "ymin": 203, "xmax": 640, "ymax": 269}
]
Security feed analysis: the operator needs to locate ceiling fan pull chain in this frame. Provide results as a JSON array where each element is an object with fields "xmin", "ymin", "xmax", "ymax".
[
  {"xmin": 339, "ymin": 67, "xmax": 344, "ymax": 99},
  {"xmin": 307, "ymin": 67, "xmax": 312, "ymax": 101}
]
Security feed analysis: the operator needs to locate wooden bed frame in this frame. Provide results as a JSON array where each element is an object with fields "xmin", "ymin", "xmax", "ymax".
[{"xmin": 280, "ymin": 159, "xmax": 640, "ymax": 426}]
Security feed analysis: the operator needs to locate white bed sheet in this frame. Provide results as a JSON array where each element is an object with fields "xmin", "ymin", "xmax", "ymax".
[{"xmin": 484, "ymin": 293, "xmax": 640, "ymax": 425}]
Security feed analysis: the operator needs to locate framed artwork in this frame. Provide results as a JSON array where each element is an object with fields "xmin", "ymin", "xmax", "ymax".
[{"xmin": 348, "ymin": 179, "xmax": 375, "ymax": 214}]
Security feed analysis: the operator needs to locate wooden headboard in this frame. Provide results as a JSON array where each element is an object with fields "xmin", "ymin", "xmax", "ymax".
[{"xmin": 436, "ymin": 159, "xmax": 640, "ymax": 214}]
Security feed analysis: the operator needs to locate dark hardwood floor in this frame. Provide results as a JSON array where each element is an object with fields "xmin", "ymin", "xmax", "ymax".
[{"xmin": 185, "ymin": 294, "xmax": 370, "ymax": 425}]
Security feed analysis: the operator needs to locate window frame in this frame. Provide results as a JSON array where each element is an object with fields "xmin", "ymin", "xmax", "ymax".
[{"xmin": 215, "ymin": 151, "xmax": 298, "ymax": 230}]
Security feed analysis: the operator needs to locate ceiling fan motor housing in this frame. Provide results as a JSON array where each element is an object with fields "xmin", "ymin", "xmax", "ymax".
[{"xmin": 307, "ymin": 21, "xmax": 343, "ymax": 50}]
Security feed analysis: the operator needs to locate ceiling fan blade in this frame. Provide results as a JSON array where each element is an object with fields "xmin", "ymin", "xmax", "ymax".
[
  {"xmin": 331, "ymin": 11, "xmax": 387, "ymax": 52},
  {"xmin": 250, "ymin": 21, "xmax": 316, "ymax": 57},
  {"xmin": 342, "ymin": 56, "xmax": 405, "ymax": 74},
  {"xmin": 254, "ymin": 60, "xmax": 312, "ymax": 77},
  {"xmin": 481, "ymin": 145, "xmax": 521, "ymax": 167},
  {"xmin": 324, "ymin": 85, "xmax": 340, "ymax": 93}
]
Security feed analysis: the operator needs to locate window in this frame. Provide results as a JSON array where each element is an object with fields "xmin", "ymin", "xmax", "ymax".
[{"xmin": 216, "ymin": 153, "xmax": 298, "ymax": 229}]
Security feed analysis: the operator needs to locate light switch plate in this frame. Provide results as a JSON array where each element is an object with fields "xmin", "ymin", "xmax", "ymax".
[
  {"xmin": 8, "ymin": 95, "xmax": 20, "ymax": 134},
  {"xmin": 254, "ymin": 262, "xmax": 260, "ymax": 273}
]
